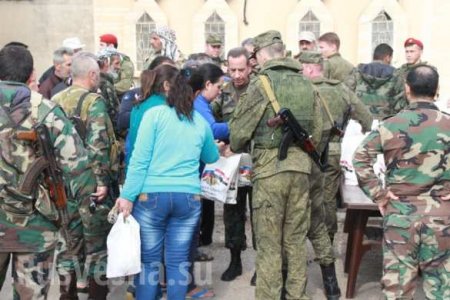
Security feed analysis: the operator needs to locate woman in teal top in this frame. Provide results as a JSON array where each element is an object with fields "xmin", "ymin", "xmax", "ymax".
[{"xmin": 116, "ymin": 65, "xmax": 220, "ymax": 300}]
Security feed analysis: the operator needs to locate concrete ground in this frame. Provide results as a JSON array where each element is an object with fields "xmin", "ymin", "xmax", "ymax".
[{"xmin": 0, "ymin": 207, "xmax": 424, "ymax": 299}]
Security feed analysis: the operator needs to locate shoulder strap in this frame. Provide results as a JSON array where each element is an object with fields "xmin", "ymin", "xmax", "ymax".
[
  {"xmin": 311, "ymin": 86, "xmax": 335, "ymax": 125},
  {"xmin": 259, "ymin": 75, "xmax": 280, "ymax": 113},
  {"xmin": 75, "ymin": 91, "xmax": 91, "ymax": 119}
]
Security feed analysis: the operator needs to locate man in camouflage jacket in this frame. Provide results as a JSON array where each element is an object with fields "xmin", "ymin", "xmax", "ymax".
[
  {"xmin": 353, "ymin": 65, "xmax": 450, "ymax": 299},
  {"xmin": 0, "ymin": 45, "xmax": 95, "ymax": 299}
]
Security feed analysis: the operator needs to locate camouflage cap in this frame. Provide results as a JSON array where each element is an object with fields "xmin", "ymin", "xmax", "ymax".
[
  {"xmin": 206, "ymin": 34, "xmax": 222, "ymax": 46},
  {"xmin": 297, "ymin": 51, "xmax": 323, "ymax": 64},
  {"xmin": 252, "ymin": 30, "xmax": 283, "ymax": 53}
]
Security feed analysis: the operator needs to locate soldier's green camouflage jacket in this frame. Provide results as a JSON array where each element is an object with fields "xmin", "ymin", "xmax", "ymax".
[
  {"xmin": 312, "ymin": 77, "xmax": 373, "ymax": 155},
  {"xmin": 211, "ymin": 81, "xmax": 248, "ymax": 122},
  {"xmin": 229, "ymin": 57, "xmax": 323, "ymax": 179},
  {"xmin": 52, "ymin": 85, "xmax": 117, "ymax": 187},
  {"xmin": 99, "ymin": 72, "xmax": 120, "ymax": 135},
  {"xmin": 353, "ymin": 101, "xmax": 450, "ymax": 216},
  {"xmin": 0, "ymin": 82, "xmax": 94, "ymax": 253},
  {"xmin": 114, "ymin": 54, "xmax": 135, "ymax": 95},
  {"xmin": 323, "ymin": 53, "xmax": 354, "ymax": 82}
]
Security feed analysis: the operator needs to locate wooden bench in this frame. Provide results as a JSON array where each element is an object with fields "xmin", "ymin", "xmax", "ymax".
[{"xmin": 341, "ymin": 184, "xmax": 382, "ymax": 298}]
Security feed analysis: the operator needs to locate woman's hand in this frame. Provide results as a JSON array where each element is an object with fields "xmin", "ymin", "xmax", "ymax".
[{"xmin": 116, "ymin": 197, "xmax": 134, "ymax": 218}]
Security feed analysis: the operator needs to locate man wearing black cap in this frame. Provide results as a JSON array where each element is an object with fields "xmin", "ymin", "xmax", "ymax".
[{"xmin": 229, "ymin": 30, "xmax": 323, "ymax": 299}]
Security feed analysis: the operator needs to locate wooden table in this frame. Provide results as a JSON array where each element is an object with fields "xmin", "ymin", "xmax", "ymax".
[{"xmin": 341, "ymin": 184, "xmax": 382, "ymax": 298}]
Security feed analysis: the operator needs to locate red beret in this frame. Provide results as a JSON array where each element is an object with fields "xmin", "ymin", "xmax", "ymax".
[
  {"xmin": 404, "ymin": 37, "xmax": 423, "ymax": 49},
  {"xmin": 99, "ymin": 34, "xmax": 118, "ymax": 46}
]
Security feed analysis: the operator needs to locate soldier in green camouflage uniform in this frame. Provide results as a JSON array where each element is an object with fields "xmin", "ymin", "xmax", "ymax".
[
  {"xmin": 391, "ymin": 38, "xmax": 435, "ymax": 114},
  {"xmin": 318, "ymin": 32, "xmax": 354, "ymax": 82},
  {"xmin": 230, "ymin": 31, "xmax": 323, "ymax": 300},
  {"xmin": 211, "ymin": 47, "xmax": 255, "ymax": 283},
  {"xmin": 0, "ymin": 45, "xmax": 95, "ymax": 299},
  {"xmin": 205, "ymin": 34, "xmax": 225, "ymax": 67},
  {"xmin": 354, "ymin": 65, "xmax": 450, "ymax": 299},
  {"xmin": 52, "ymin": 52, "xmax": 118, "ymax": 299},
  {"xmin": 300, "ymin": 51, "xmax": 373, "ymax": 244}
]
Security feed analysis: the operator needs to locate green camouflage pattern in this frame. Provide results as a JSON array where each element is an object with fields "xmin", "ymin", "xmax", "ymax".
[
  {"xmin": 0, "ymin": 249, "xmax": 54, "ymax": 299},
  {"xmin": 0, "ymin": 82, "xmax": 92, "ymax": 253},
  {"xmin": 323, "ymin": 53, "xmax": 354, "ymax": 82},
  {"xmin": 353, "ymin": 101, "xmax": 450, "ymax": 216},
  {"xmin": 52, "ymin": 85, "xmax": 117, "ymax": 187},
  {"xmin": 322, "ymin": 154, "xmax": 341, "ymax": 237},
  {"xmin": 253, "ymin": 172, "xmax": 310, "ymax": 300},
  {"xmin": 99, "ymin": 72, "xmax": 120, "ymax": 135},
  {"xmin": 307, "ymin": 163, "xmax": 335, "ymax": 266},
  {"xmin": 382, "ymin": 214, "xmax": 450, "ymax": 299},
  {"xmin": 114, "ymin": 54, "xmax": 135, "ymax": 95},
  {"xmin": 211, "ymin": 81, "xmax": 248, "ymax": 122},
  {"xmin": 229, "ymin": 57, "xmax": 323, "ymax": 180}
]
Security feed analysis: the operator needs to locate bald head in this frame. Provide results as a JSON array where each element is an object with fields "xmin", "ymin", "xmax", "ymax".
[{"xmin": 405, "ymin": 65, "xmax": 439, "ymax": 100}]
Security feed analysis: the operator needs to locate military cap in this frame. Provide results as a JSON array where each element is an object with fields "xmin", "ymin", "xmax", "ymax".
[
  {"xmin": 252, "ymin": 30, "xmax": 283, "ymax": 53},
  {"xmin": 297, "ymin": 51, "xmax": 323, "ymax": 64},
  {"xmin": 404, "ymin": 37, "xmax": 423, "ymax": 50},
  {"xmin": 206, "ymin": 34, "xmax": 222, "ymax": 46}
]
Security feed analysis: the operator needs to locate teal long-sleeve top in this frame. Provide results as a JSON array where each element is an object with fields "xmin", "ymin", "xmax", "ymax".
[
  {"xmin": 120, "ymin": 105, "xmax": 220, "ymax": 201},
  {"xmin": 125, "ymin": 93, "xmax": 166, "ymax": 166}
]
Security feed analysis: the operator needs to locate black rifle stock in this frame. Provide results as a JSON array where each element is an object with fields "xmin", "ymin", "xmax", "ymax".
[
  {"xmin": 16, "ymin": 124, "xmax": 73, "ymax": 251},
  {"xmin": 277, "ymin": 108, "xmax": 327, "ymax": 171}
]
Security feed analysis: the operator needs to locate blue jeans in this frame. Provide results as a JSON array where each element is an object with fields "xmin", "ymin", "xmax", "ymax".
[{"xmin": 132, "ymin": 192, "xmax": 201, "ymax": 300}]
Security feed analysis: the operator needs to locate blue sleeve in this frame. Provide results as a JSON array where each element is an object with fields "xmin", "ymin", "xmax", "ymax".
[
  {"xmin": 200, "ymin": 125, "xmax": 220, "ymax": 164},
  {"xmin": 194, "ymin": 99, "xmax": 229, "ymax": 140},
  {"xmin": 117, "ymin": 88, "xmax": 139, "ymax": 131},
  {"xmin": 120, "ymin": 109, "xmax": 157, "ymax": 202}
]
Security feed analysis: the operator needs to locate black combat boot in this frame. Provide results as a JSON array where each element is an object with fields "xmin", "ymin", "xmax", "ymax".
[
  {"xmin": 87, "ymin": 275, "xmax": 108, "ymax": 300},
  {"xmin": 59, "ymin": 271, "xmax": 79, "ymax": 300},
  {"xmin": 250, "ymin": 271, "xmax": 256, "ymax": 286},
  {"xmin": 320, "ymin": 263, "xmax": 341, "ymax": 300},
  {"xmin": 220, "ymin": 248, "xmax": 242, "ymax": 281}
]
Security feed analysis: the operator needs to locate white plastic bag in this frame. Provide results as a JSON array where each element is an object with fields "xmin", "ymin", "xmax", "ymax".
[
  {"xmin": 106, "ymin": 213, "xmax": 141, "ymax": 278},
  {"xmin": 201, "ymin": 154, "xmax": 242, "ymax": 204}
]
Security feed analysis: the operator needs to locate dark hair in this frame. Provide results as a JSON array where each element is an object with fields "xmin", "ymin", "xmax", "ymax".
[
  {"xmin": 0, "ymin": 45, "xmax": 33, "ymax": 83},
  {"xmin": 406, "ymin": 65, "xmax": 439, "ymax": 98},
  {"xmin": 318, "ymin": 32, "xmax": 340, "ymax": 50},
  {"xmin": 138, "ymin": 64, "xmax": 194, "ymax": 120},
  {"xmin": 188, "ymin": 63, "xmax": 224, "ymax": 93},
  {"xmin": 4, "ymin": 41, "xmax": 28, "ymax": 49},
  {"xmin": 227, "ymin": 47, "xmax": 249, "ymax": 61},
  {"xmin": 148, "ymin": 56, "xmax": 175, "ymax": 70},
  {"xmin": 373, "ymin": 43, "xmax": 393, "ymax": 60}
]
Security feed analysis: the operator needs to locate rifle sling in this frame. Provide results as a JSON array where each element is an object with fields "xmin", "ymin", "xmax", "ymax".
[
  {"xmin": 75, "ymin": 91, "xmax": 91, "ymax": 120},
  {"xmin": 259, "ymin": 75, "xmax": 281, "ymax": 113},
  {"xmin": 312, "ymin": 86, "xmax": 335, "ymax": 126}
]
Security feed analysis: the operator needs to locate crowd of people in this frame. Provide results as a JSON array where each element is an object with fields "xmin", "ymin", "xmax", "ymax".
[{"xmin": 0, "ymin": 22, "xmax": 448, "ymax": 300}]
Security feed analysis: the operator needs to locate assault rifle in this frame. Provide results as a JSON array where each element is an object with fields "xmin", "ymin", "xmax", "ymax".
[
  {"xmin": 267, "ymin": 108, "xmax": 327, "ymax": 171},
  {"xmin": 16, "ymin": 123, "xmax": 73, "ymax": 251}
]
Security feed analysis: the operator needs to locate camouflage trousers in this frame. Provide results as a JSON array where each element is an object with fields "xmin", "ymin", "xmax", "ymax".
[
  {"xmin": 307, "ymin": 164, "xmax": 335, "ymax": 266},
  {"xmin": 56, "ymin": 194, "xmax": 113, "ymax": 282},
  {"xmin": 253, "ymin": 172, "xmax": 310, "ymax": 300},
  {"xmin": 0, "ymin": 249, "xmax": 54, "ymax": 300},
  {"xmin": 323, "ymin": 154, "xmax": 341, "ymax": 239},
  {"xmin": 223, "ymin": 186, "xmax": 256, "ymax": 251},
  {"xmin": 383, "ymin": 214, "xmax": 450, "ymax": 299}
]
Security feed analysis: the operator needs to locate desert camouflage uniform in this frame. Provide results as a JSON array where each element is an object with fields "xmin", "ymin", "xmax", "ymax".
[
  {"xmin": 114, "ymin": 54, "xmax": 135, "ymax": 96},
  {"xmin": 230, "ymin": 57, "xmax": 323, "ymax": 300},
  {"xmin": 52, "ymin": 85, "xmax": 117, "ymax": 284},
  {"xmin": 323, "ymin": 53, "xmax": 354, "ymax": 82},
  {"xmin": 353, "ymin": 101, "xmax": 450, "ymax": 299},
  {"xmin": 212, "ymin": 82, "xmax": 254, "ymax": 252},
  {"xmin": 0, "ymin": 82, "xmax": 94, "ymax": 299},
  {"xmin": 313, "ymin": 78, "xmax": 372, "ymax": 240}
]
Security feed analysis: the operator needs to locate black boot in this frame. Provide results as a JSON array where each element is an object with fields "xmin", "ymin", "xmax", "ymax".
[
  {"xmin": 87, "ymin": 275, "xmax": 108, "ymax": 300},
  {"xmin": 59, "ymin": 271, "xmax": 79, "ymax": 300},
  {"xmin": 220, "ymin": 249, "xmax": 242, "ymax": 281},
  {"xmin": 250, "ymin": 271, "xmax": 256, "ymax": 286},
  {"xmin": 320, "ymin": 263, "xmax": 341, "ymax": 300}
]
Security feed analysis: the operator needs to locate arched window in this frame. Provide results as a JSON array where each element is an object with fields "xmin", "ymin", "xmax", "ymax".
[
  {"xmin": 136, "ymin": 12, "xmax": 156, "ymax": 71},
  {"xmin": 299, "ymin": 10, "xmax": 320, "ymax": 40},
  {"xmin": 205, "ymin": 11, "xmax": 225, "ymax": 46},
  {"xmin": 372, "ymin": 11, "xmax": 393, "ymax": 51}
]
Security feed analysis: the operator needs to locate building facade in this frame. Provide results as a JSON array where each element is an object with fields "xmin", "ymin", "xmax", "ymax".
[{"xmin": 0, "ymin": 0, "xmax": 449, "ymax": 104}]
